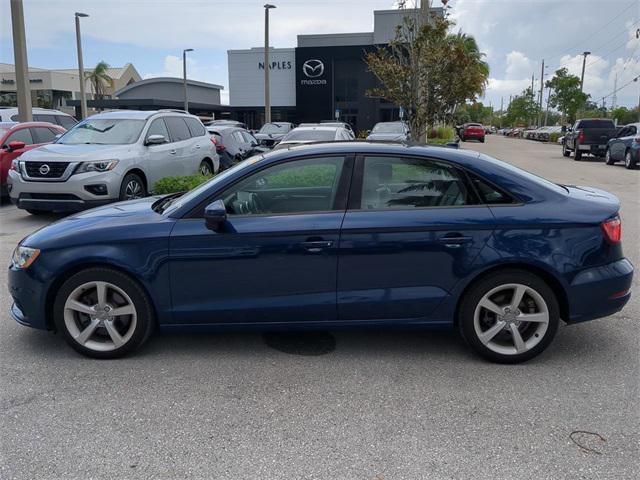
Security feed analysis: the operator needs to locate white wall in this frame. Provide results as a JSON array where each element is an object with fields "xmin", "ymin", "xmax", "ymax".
[{"xmin": 228, "ymin": 48, "xmax": 296, "ymax": 107}]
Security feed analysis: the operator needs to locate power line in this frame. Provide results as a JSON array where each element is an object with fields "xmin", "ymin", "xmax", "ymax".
[{"xmin": 595, "ymin": 74, "xmax": 640, "ymax": 103}]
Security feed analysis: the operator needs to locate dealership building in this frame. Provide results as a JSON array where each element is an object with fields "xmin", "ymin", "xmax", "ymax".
[{"xmin": 227, "ymin": 7, "xmax": 442, "ymax": 132}]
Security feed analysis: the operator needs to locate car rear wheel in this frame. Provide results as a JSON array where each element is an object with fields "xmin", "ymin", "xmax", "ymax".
[
  {"xmin": 605, "ymin": 148, "xmax": 615, "ymax": 165},
  {"xmin": 119, "ymin": 173, "xmax": 146, "ymax": 201},
  {"xmin": 562, "ymin": 142, "xmax": 570, "ymax": 157},
  {"xmin": 574, "ymin": 145, "xmax": 582, "ymax": 161},
  {"xmin": 458, "ymin": 270, "xmax": 560, "ymax": 363},
  {"xmin": 53, "ymin": 268, "xmax": 155, "ymax": 358},
  {"xmin": 624, "ymin": 150, "xmax": 636, "ymax": 169},
  {"xmin": 199, "ymin": 160, "xmax": 213, "ymax": 176}
]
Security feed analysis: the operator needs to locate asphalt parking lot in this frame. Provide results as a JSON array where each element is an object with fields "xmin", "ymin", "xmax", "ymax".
[{"xmin": 1, "ymin": 135, "xmax": 638, "ymax": 480}]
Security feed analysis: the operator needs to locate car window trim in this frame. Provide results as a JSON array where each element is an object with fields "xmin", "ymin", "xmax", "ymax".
[{"xmin": 183, "ymin": 153, "xmax": 355, "ymax": 219}]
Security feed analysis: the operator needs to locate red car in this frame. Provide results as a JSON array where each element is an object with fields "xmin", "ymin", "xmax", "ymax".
[
  {"xmin": 0, "ymin": 121, "xmax": 66, "ymax": 197},
  {"xmin": 460, "ymin": 123, "xmax": 485, "ymax": 143}
]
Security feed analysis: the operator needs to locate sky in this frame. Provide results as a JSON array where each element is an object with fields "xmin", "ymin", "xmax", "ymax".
[{"xmin": 1, "ymin": 0, "xmax": 639, "ymax": 110}]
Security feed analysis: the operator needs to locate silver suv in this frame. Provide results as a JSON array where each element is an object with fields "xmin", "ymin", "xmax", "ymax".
[{"xmin": 8, "ymin": 110, "xmax": 219, "ymax": 214}]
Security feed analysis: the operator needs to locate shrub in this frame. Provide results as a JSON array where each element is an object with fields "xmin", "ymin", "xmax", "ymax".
[
  {"xmin": 549, "ymin": 132, "xmax": 560, "ymax": 143},
  {"xmin": 154, "ymin": 174, "xmax": 212, "ymax": 194},
  {"xmin": 435, "ymin": 126, "xmax": 455, "ymax": 140}
]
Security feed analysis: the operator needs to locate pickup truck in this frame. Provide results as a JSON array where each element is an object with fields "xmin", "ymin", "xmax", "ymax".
[{"xmin": 562, "ymin": 118, "xmax": 617, "ymax": 161}]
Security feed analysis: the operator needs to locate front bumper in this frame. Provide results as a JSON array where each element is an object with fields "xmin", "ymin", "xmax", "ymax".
[
  {"xmin": 8, "ymin": 264, "xmax": 50, "ymax": 330},
  {"xmin": 567, "ymin": 258, "xmax": 634, "ymax": 323},
  {"xmin": 8, "ymin": 168, "xmax": 121, "ymax": 212}
]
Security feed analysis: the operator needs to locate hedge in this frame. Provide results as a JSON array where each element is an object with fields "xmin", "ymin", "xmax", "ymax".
[
  {"xmin": 549, "ymin": 132, "xmax": 561, "ymax": 143},
  {"xmin": 154, "ymin": 174, "xmax": 212, "ymax": 194}
]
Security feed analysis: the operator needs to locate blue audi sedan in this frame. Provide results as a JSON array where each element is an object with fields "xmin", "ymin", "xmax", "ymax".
[{"xmin": 8, "ymin": 143, "xmax": 633, "ymax": 362}]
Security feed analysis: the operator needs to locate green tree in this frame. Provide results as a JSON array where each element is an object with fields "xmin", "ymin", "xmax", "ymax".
[
  {"xmin": 545, "ymin": 68, "xmax": 588, "ymax": 123},
  {"xmin": 504, "ymin": 87, "xmax": 540, "ymax": 126},
  {"xmin": 610, "ymin": 106, "xmax": 638, "ymax": 125},
  {"xmin": 365, "ymin": 9, "xmax": 489, "ymax": 140},
  {"xmin": 85, "ymin": 61, "xmax": 114, "ymax": 103}
]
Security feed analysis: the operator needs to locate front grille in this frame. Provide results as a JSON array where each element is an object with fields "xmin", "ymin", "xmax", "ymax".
[
  {"xmin": 24, "ymin": 161, "xmax": 70, "ymax": 178},
  {"xmin": 20, "ymin": 193, "xmax": 80, "ymax": 200}
]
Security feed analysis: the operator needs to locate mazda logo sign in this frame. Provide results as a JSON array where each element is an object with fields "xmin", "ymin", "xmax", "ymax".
[
  {"xmin": 302, "ymin": 59, "xmax": 324, "ymax": 78},
  {"xmin": 39, "ymin": 164, "xmax": 50, "ymax": 176}
]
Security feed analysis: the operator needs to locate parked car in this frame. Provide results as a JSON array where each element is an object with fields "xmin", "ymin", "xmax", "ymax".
[
  {"xmin": 253, "ymin": 122, "xmax": 295, "ymax": 148},
  {"xmin": 562, "ymin": 118, "xmax": 617, "ymax": 161},
  {"xmin": 366, "ymin": 121, "xmax": 410, "ymax": 141},
  {"xmin": 605, "ymin": 122, "xmax": 640, "ymax": 169},
  {"xmin": 206, "ymin": 125, "xmax": 268, "ymax": 169},
  {"xmin": 274, "ymin": 125, "xmax": 353, "ymax": 149},
  {"xmin": 205, "ymin": 119, "xmax": 248, "ymax": 130},
  {"xmin": 460, "ymin": 123, "xmax": 485, "ymax": 142},
  {"xmin": 1, "ymin": 121, "xmax": 66, "ymax": 197},
  {"xmin": 8, "ymin": 142, "xmax": 633, "ymax": 362},
  {"xmin": 319, "ymin": 121, "xmax": 356, "ymax": 138},
  {"xmin": 0, "ymin": 107, "xmax": 78, "ymax": 130},
  {"xmin": 8, "ymin": 110, "xmax": 218, "ymax": 214}
]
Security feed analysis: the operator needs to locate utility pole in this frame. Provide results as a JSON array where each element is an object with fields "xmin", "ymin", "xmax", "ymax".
[
  {"xmin": 544, "ymin": 87, "xmax": 552, "ymax": 126},
  {"xmin": 10, "ymin": 0, "xmax": 32, "ymax": 122},
  {"xmin": 537, "ymin": 59, "xmax": 544, "ymax": 127},
  {"xmin": 182, "ymin": 48, "xmax": 193, "ymax": 112},
  {"xmin": 499, "ymin": 97, "xmax": 503, "ymax": 128},
  {"xmin": 580, "ymin": 51, "xmax": 591, "ymax": 92},
  {"xmin": 264, "ymin": 4, "xmax": 276, "ymax": 125},
  {"xmin": 74, "ymin": 12, "xmax": 89, "ymax": 119},
  {"xmin": 611, "ymin": 73, "xmax": 618, "ymax": 111}
]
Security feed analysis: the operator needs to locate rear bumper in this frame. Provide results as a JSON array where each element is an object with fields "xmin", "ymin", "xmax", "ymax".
[
  {"xmin": 577, "ymin": 144, "xmax": 607, "ymax": 155},
  {"xmin": 567, "ymin": 258, "xmax": 634, "ymax": 323}
]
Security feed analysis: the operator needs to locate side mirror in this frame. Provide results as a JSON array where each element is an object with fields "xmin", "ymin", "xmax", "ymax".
[
  {"xmin": 146, "ymin": 134, "xmax": 167, "ymax": 145},
  {"xmin": 204, "ymin": 199, "xmax": 227, "ymax": 231},
  {"xmin": 8, "ymin": 141, "xmax": 26, "ymax": 151}
]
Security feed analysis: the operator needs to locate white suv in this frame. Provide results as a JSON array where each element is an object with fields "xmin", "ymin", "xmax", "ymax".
[
  {"xmin": 8, "ymin": 110, "xmax": 219, "ymax": 214},
  {"xmin": 0, "ymin": 107, "xmax": 78, "ymax": 130}
]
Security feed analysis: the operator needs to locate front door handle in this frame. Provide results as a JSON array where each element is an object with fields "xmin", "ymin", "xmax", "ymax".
[
  {"xmin": 170, "ymin": 149, "xmax": 177, "ymax": 154},
  {"xmin": 438, "ymin": 235, "xmax": 473, "ymax": 247},
  {"xmin": 301, "ymin": 240, "xmax": 333, "ymax": 253}
]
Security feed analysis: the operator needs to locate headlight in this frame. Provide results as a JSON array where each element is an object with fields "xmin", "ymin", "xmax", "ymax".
[
  {"xmin": 75, "ymin": 159, "xmax": 119, "ymax": 174},
  {"xmin": 10, "ymin": 159, "xmax": 19, "ymax": 172},
  {"xmin": 11, "ymin": 246, "xmax": 40, "ymax": 269}
]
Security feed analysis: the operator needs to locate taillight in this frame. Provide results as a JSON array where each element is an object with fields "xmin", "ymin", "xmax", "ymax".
[
  {"xmin": 210, "ymin": 136, "xmax": 225, "ymax": 153},
  {"xmin": 577, "ymin": 130, "xmax": 585, "ymax": 143},
  {"xmin": 601, "ymin": 217, "xmax": 621, "ymax": 244}
]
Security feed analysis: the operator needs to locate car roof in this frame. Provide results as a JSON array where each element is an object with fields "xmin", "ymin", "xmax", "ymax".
[
  {"xmin": 88, "ymin": 110, "xmax": 196, "ymax": 121},
  {"xmin": 0, "ymin": 107, "xmax": 70, "ymax": 115},
  {"xmin": 291, "ymin": 125, "xmax": 341, "ymax": 132},
  {"xmin": 0, "ymin": 121, "xmax": 62, "ymax": 131}
]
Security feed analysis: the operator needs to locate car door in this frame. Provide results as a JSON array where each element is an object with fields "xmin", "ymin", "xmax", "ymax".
[
  {"xmin": 337, "ymin": 154, "xmax": 496, "ymax": 321},
  {"xmin": 232, "ymin": 130, "xmax": 251, "ymax": 159},
  {"xmin": 168, "ymin": 154, "xmax": 353, "ymax": 325},
  {"xmin": 141, "ymin": 117, "xmax": 178, "ymax": 189},
  {"xmin": 609, "ymin": 127, "xmax": 627, "ymax": 160},
  {"xmin": 163, "ymin": 117, "xmax": 194, "ymax": 177},
  {"xmin": 1, "ymin": 128, "xmax": 35, "ymax": 186},
  {"xmin": 184, "ymin": 117, "xmax": 207, "ymax": 171}
]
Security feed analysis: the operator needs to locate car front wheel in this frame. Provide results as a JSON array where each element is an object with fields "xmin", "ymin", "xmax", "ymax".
[
  {"xmin": 605, "ymin": 148, "xmax": 615, "ymax": 165},
  {"xmin": 625, "ymin": 150, "xmax": 636, "ymax": 169},
  {"xmin": 562, "ymin": 142, "xmax": 570, "ymax": 157},
  {"xmin": 53, "ymin": 268, "xmax": 155, "ymax": 358},
  {"xmin": 458, "ymin": 270, "xmax": 560, "ymax": 363},
  {"xmin": 119, "ymin": 173, "xmax": 146, "ymax": 201}
]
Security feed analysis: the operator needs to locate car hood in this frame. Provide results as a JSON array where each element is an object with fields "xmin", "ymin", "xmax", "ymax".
[
  {"xmin": 19, "ymin": 143, "xmax": 134, "ymax": 162},
  {"xmin": 22, "ymin": 197, "xmax": 174, "ymax": 249},
  {"xmin": 366, "ymin": 133, "xmax": 407, "ymax": 141}
]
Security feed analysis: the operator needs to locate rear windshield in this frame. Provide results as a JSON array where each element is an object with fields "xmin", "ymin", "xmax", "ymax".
[
  {"xmin": 259, "ymin": 123, "xmax": 290, "ymax": 134},
  {"xmin": 578, "ymin": 119, "xmax": 615, "ymax": 128},
  {"xmin": 283, "ymin": 129, "xmax": 336, "ymax": 141},
  {"xmin": 372, "ymin": 123, "xmax": 404, "ymax": 133}
]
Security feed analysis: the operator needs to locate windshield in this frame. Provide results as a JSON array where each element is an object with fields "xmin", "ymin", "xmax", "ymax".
[
  {"xmin": 58, "ymin": 119, "xmax": 146, "ymax": 145},
  {"xmin": 161, "ymin": 155, "xmax": 263, "ymax": 215},
  {"xmin": 282, "ymin": 129, "xmax": 336, "ymax": 141},
  {"xmin": 259, "ymin": 123, "xmax": 289, "ymax": 134},
  {"xmin": 372, "ymin": 123, "xmax": 404, "ymax": 134}
]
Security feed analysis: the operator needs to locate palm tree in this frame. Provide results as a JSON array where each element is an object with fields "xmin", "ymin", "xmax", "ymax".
[{"xmin": 85, "ymin": 61, "xmax": 114, "ymax": 105}]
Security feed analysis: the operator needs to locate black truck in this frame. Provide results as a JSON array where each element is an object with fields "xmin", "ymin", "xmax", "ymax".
[{"xmin": 562, "ymin": 118, "xmax": 617, "ymax": 161}]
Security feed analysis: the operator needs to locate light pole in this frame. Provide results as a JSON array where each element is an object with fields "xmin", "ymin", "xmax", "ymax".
[
  {"xmin": 264, "ymin": 4, "xmax": 276, "ymax": 124},
  {"xmin": 580, "ymin": 51, "xmax": 590, "ymax": 92},
  {"xmin": 10, "ymin": 0, "xmax": 32, "ymax": 122},
  {"xmin": 183, "ymin": 48, "xmax": 194, "ymax": 112},
  {"xmin": 75, "ymin": 12, "xmax": 89, "ymax": 119}
]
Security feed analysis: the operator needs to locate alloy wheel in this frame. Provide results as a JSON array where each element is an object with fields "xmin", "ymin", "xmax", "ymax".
[
  {"xmin": 124, "ymin": 180, "xmax": 143, "ymax": 200},
  {"xmin": 63, "ymin": 281, "xmax": 138, "ymax": 352},
  {"xmin": 199, "ymin": 162, "xmax": 212, "ymax": 176},
  {"xmin": 473, "ymin": 283, "xmax": 549, "ymax": 356},
  {"xmin": 625, "ymin": 151, "xmax": 633, "ymax": 169}
]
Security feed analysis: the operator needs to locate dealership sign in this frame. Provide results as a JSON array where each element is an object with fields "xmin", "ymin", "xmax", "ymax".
[
  {"xmin": 258, "ymin": 61, "xmax": 292, "ymax": 70},
  {"xmin": 300, "ymin": 59, "xmax": 327, "ymax": 85}
]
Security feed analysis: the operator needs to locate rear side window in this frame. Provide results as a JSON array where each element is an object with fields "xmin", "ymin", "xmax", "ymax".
[
  {"xmin": 56, "ymin": 115, "xmax": 77, "ymax": 129},
  {"xmin": 33, "ymin": 114, "xmax": 58, "ymax": 124},
  {"xmin": 164, "ymin": 117, "xmax": 191, "ymax": 141},
  {"xmin": 5, "ymin": 128, "xmax": 34, "ymax": 145},
  {"xmin": 31, "ymin": 127, "xmax": 58, "ymax": 144},
  {"xmin": 467, "ymin": 173, "xmax": 516, "ymax": 205},
  {"xmin": 359, "ymin": 156, "xmax": 476, "ymax": 210},
  {"xmin": 185, "ymin": 117, "xmax": 206, "ymax": 137}
]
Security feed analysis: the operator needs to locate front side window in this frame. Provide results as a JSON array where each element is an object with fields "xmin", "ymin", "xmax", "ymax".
[
  {"xmin": 146, "ymin": 118, "xmax": 170, "ymax": 142},
  {"xmin": 56, "ymin": 115, "xmax": 77, "ymax": 129},
  {"xmin": 31, "ymin": 127, "xmax": 57, "ymax": 144},
  {"xmin": 359, "ymin": 156, "xmax": 475, "ymax": 210},
  {"xmin": 58, "ymin": 119, "xmax": 145, "ymax": 145},
  {"xmin": 219, "ymin": 156, "xmax": 345, "ymax": 216},
  {"xmin": 5, "ymin": 128, "xmax": 34, "ymax": 146}
]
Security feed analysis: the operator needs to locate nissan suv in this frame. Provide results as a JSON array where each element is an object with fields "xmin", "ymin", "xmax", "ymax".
[{"xmin": 8, "ymin": 110, "xmax": 219, "ymax": 214}]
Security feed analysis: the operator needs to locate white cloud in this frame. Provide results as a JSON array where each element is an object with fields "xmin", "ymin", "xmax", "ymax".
[
  {"xmin": 142, "ymin": 55, "xmax": 225, "ymax": 89},
  {"xmin": 505, "ymin": 51, "xmax": 533, "ymax": 80}
]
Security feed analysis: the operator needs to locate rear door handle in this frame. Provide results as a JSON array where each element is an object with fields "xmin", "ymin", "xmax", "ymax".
[
  {"xmin": 301, "ymin": 240, "xmax": 333, "ymax": 253},
  {"xmin": 170, "ymin": 149, "xmax": 177, "ymax": 154},
  {"xmin": 438, "ymin": 235, "xmax": 473, "ymax": 247}
]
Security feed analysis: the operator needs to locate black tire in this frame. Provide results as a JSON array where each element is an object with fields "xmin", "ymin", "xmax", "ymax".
[
  {"xmin": 199, "ymin": 159, "xmax": 213, "ymax": 176},
  {"xmin": 574, "ymin": 145, "xmax": 582, "ymax": 161},
  {"xmin": 624, "ymin": 149, "xmax": 636, "ymax": 170},
  {"xmin": 53, "ymin": 267, "xmax": 155, "ymax": 359},
  {"xmin": 605, "ymin": 148, "xmax": 615, "ymax": 165},
  {"xmin": 480, "ymin": 137, "xmax": 485, "ymax": 143},
  {"xmin": 119, "ymin": 173, "xmax": 147, "ymax": 201},
  {"xmin": 562, "ymin": 141, "xmax": 570, "ymax": 157},
  {"xmin": 458, "ymin": 269, "xmax": 560, "ymax": 364}
]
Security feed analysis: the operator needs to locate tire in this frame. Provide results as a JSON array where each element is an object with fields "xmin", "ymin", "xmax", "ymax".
[
  {"xmin": 461, "ymin": 136, "xmax": 466, "ymax": 142},
  {"xmin": 199, "ymin": 159, "xmax": 213, "ymax": 176},
  {"xmin": 574, "ymin": 145, "xmax": 582, "ymax": 161},
  {"xmin": 119, "ymin": 173, "xmax": 146, "ymax": 201},
  {"xmin": 480, "ymin": 137, "xmax": 485, "ymax": 143},
  {"xmin": 605, "ymin": 148, "xmax": 615, "ymax": 165},
  {"xmin": 458, "ymin": 269, "xmax": 560, "ymax": 364},
  {"xmin": 53, "ymin": 267, "xmax": 155, "ymax": 359},
  {"xmin": 562, "ymin": 142, "xmax": 570, "ymax": 157},
  {"xmin": 624, "ymin": 149, "xmax": 636, "ymax": 169}
]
